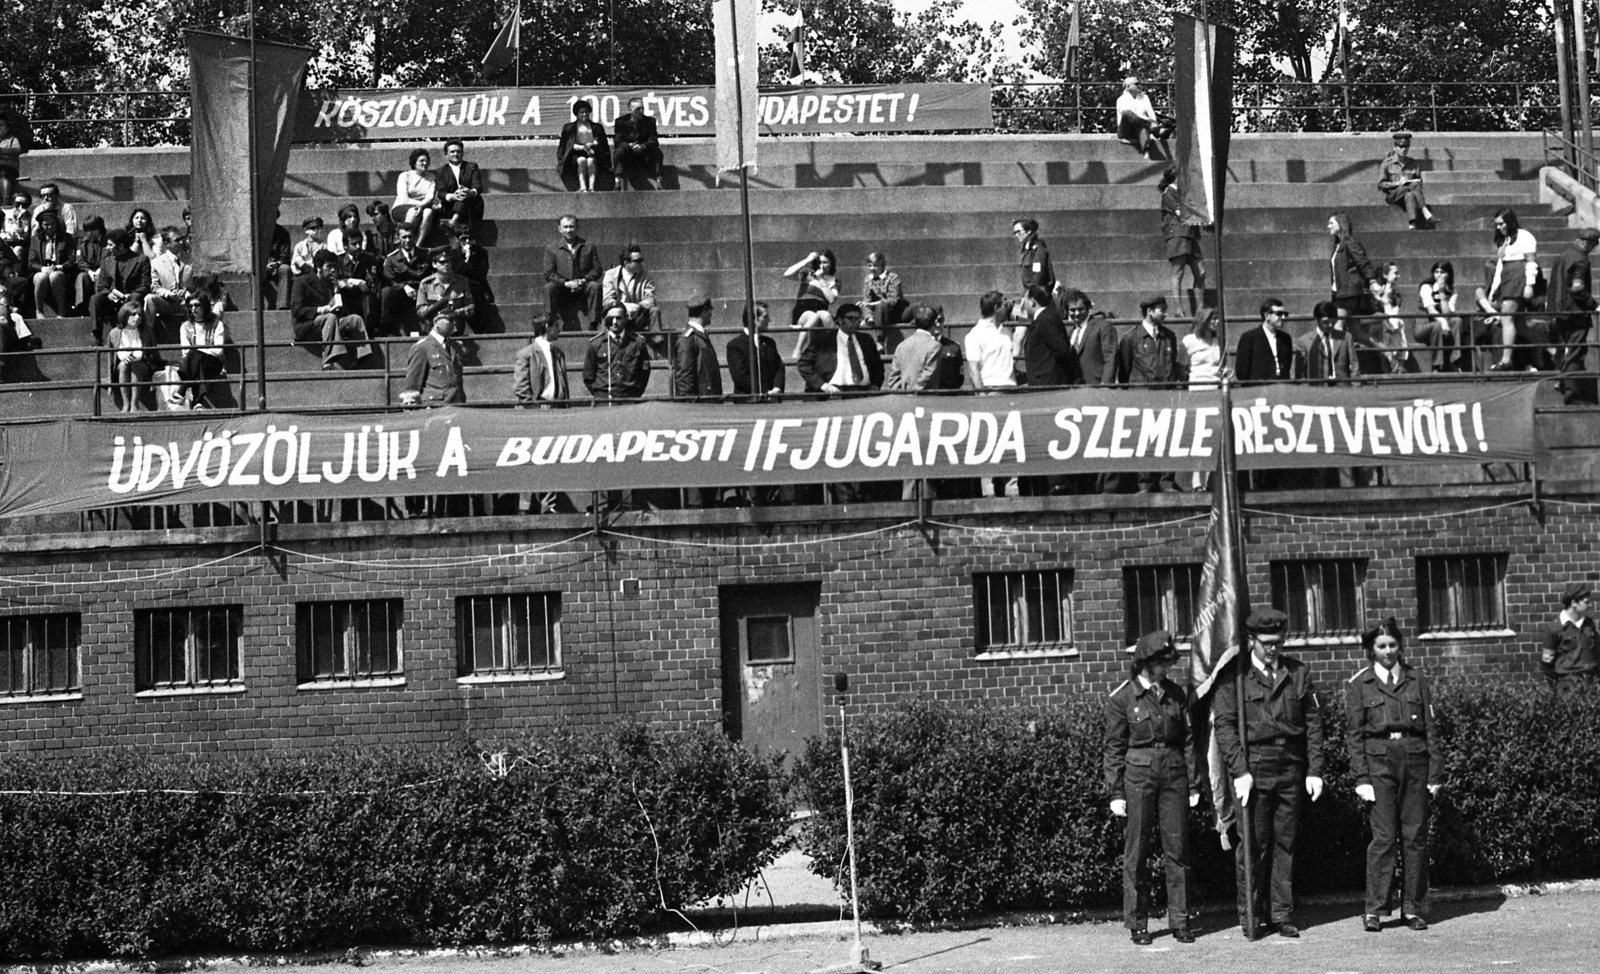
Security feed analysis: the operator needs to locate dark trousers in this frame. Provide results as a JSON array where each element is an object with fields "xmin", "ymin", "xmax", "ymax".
[
  {"xmin": 1235, "ymin": 751, "xmax": 1304, "ymax": 926},
  {"xmin": 1121, "ymin": 748, "xmax": 1191, "ymax": 930},
  {"xmin": 379, "ymin": 285, "xmax": 420, "ymax": 336},
  {"xmin": 1365, "ymin": 741, "xmax": 1432, "ymax": 918},
  {"xmin": 547, "ymin": 280, "xmax": 603, "ymax": 330}
]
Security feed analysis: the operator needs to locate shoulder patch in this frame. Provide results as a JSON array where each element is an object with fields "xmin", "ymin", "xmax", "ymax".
[{"xmin": 1110, "ymin": 679, "xmax": 1131, "ymax": 698}]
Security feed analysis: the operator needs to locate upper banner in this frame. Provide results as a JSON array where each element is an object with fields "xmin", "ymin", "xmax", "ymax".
[
  {"xmin": 0, "ymin": 383, "xmax": 1540, "ymax": 518},
  {"xmin": 295, "ymin": 83, "xmax": 992, "ymax": 142}
]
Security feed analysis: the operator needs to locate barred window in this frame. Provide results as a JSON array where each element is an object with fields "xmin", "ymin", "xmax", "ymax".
[
  {"xmin": 1417, "ymin": 554, "xmax": 1508, "ymax": 634},
  {"xmin": 457, "ymin": 593, "xmax": 561, "ymax": 676},
  {"xmin": 135, "ymin": 606, "xmax": 243, "ymax": 690},
  {"xmin": 0, "ymin": 614, "xmax": 80, "ymax": 697},
  {"xmin": 974, "ymin": 569, "xmax": 1075, "ymax": 651},
  {"xmin": 1123, "ymin": 565, "xmax": 1202, "ymax": 647},
  {"xmin": 1270, "ymin": 560, "xmax": 1366, "ymax": 640},
  {"xmin": 296, "ymin": 600, "xmax": 403, "ymax": 683}
]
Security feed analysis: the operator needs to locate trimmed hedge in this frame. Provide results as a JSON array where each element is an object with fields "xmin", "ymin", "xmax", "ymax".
[
  {"xmin": 0, "ymin": 725, "xmax": 789, "ymax": 959},
  {"xmin": 794, "ymin": 682, "xmax": 1600, "ymax": 922}
]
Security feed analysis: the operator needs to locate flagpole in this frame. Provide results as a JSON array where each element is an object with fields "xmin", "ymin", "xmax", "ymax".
[
  {"xmin": 1196, "ymin": 0, "xmax": 1256, "ymax": 941},
  {"xmin": 727, "ymin": 0, "xmax": 761, "ymax": 401},
  {"xmin": 249, "ymin": 3, "xmax": 267, "ymax": 412},
  {"xmin": 515, "ymin": 1, "xmax": 521, "ymax": 89}
]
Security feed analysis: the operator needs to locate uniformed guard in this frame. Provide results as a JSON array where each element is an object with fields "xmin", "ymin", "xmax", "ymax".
[
  {"xmin": 1213, "ymin": 608, "xmax": 1326, "ymax": 940},
  {"xmin": 1104, "ymin": 630, "xmax": 1200, "ymax": 945},
  {"xmin": 1347, "ymin": 617, "xmax": 1443, "ymax": 932},
  {"xmin": 1541, "ymin": 581, "xmax": 1598, "ymax": 692}
]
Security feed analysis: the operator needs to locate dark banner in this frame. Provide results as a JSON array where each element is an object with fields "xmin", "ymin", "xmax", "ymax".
[
  {"xmin": 186, "ymin": 30, "xmax": 313, "ymax": 275},
  {"xmin": 295, "ymin": 83, "xmax": 992, "ymax": 142},
  {"xmin": 0, "ymin": 383, "xmax": 1540, "ymax": 517}
]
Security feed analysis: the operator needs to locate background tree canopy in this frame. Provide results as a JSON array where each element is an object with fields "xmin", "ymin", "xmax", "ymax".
[{"xmin": 0, "ymin": 0, "xmax": 1568, "ymax": 146}]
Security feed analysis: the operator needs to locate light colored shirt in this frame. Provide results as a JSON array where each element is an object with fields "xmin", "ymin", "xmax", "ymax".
[
  {"xmin": 1182, "ymin": 334, "xmax": 1221, "ymax": 390},
  {"xmin": 829, "ymin": 330, "xmax": 867, "ymax": 387},
  {"xmin": 534, "ymin": 336, "xmax": 557, "ymax": 399},
  {"xmin": 33, "ymin": 201, "xmax": 78, "ymax": 236},
  {"xmin": 394, "ymin": 170, "xmax": 437, "ymax": 210},
  {"xmin": 181, "ymin": 318, "xmax": 227, "ymax": 359},
  {"xmin": 1116, "ymin": 89, "xmax": 1157, "ymax": 123},
  {"xmin": 965, "ymin": 316, "xmax": 1016, "ymax": 388}
]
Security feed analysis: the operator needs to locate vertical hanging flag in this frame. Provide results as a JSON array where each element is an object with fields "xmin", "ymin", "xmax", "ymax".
[
  {"xmin": 1189, "ymin": 446, "xmax": 1249, "ymax": 844},
  {"xmin": 1062, "ymin": 2, "xmax": 1081, "ymax": 78},
  {"xmin": 1173, "ymin": 13, "xmax": 1235, "ymax": 226},
  {"xmin": 482, "ymin": 1, "xmax": 522, "ymax": 79},
  {"xmin": 185, "ymin": 30, "xmax": 313, "ymax": 276},
  {"xmin": 713, "ymin": 0, "xmax": 759, "ymax": 176},
  {"xmin": 787, "ymin": 6, "xmax": 808, "ymax": 82}
]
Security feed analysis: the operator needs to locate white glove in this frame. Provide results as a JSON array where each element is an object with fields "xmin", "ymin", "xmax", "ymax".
[
  {"xmin": 1110, "ymin": 799, "xmax": 1127, "ymax": 817},
  {"xmin": 1428, "ymin": 784, "xmax": 1441, "ymax": 796},
  {"xmin": 1307, "ymin": 776, "xmax": 1325, "ymax": 801},
  {"xmin": 1355, "ymin": 783, "xmax": 1375, "ymax": 803},
  {"xmin": 1189, "ymin": 792, "xmax": 1200, "ymax": 809},
  {"xmin": 1233, "ymin": 774, "xmax": 1254, "ymax": 806}
]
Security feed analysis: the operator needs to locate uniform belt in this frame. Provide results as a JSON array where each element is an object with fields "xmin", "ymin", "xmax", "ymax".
[
  {"xmin": 1371, "ymin": 730, "xmax": 1422, "ymax": 740},
  {"xmin": 1130, "ymin": 742, "xmax": 1182, "ymax": 749},
  {"xmin": 1253, "ymin": 736, "xmax": 1300, "ymax": 747}
]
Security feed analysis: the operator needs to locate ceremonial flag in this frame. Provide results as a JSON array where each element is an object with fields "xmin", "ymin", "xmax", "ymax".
[
  {"xmin": 712, "ymin": 0, "xmax": 759, "ymax": 175},
  {"xmin": 1173, "ymin": 13, "xmax": 1234, "ymax": 226},
  {"xmin": 787, "ymin": 7, "xmax": 808, "ymax": 82},
  {"xmin": 482, "ymin": 2, "xmax": 522, "ymax": 79},
  {"xmin": 185, "ymin": 30, "xmax": 313, "ymax": 276},
  {"xmin": 1062, "ymin": 2, "xmax": 1081, "ymax": 78},
  {"xmin": 1189, "ymin": 446, "xmax": 1248, "ymax": 842}
]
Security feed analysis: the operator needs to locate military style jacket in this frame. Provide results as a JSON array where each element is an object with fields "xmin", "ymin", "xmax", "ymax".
[
  {"xmin": 1103, "ymin": 675, "xmax": 1200, "ymax": 795},
  {"xmin": 1344, "ymin": 662, "xmax": 1444, "ymax": 786},
  {"xmin": 1213, "ymin": 654, "xmax": 1326, "ymax": 780}
]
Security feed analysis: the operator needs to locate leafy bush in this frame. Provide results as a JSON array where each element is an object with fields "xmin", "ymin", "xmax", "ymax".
[
  {"xmin": 795, "ymin": 683, "xmax": 1600, "ymax": 921},
  {"xmin": 0, "ymin": 725, "xmax": 789, "ymax": 959}
]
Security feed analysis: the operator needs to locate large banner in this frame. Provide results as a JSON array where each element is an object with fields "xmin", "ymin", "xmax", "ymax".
[
  {"xmin": 295, "ymin": 83, "xmax": 992, "ymax": 142},
  {"xmin": 0, "ymin": 384, "xmax": 1539, "ymax": 517}
]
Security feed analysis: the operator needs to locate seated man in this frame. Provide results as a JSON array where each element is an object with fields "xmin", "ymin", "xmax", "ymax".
[
  {"xmin": 291, "ymin": 216, "xmax": 324, "ymax": 276},
  {"xmin": 613, "ymin": 98, "xmax": 663, "ymax": 189},
  {"xmin": 143, "ymin": 226, "xmax": 193, "ymax": 322},
  {"xmin": 72, "ymin": 215, "xmax": 107, "ymax": 314},
  {"xmin": 335, "ymin": 224, "xmax": 384, "ymax": 329},
  {"xmin": 292, "ymin": 250, "xmax": 371, "ymax": 370},
  {"xmin": 799, "ymin": 302, "xmax": 883, "ymax": 395},
  {"xmin": 32, "ymin": 183, "xmax": 78, "ymax": 236},
  {"xmin": 1116, "ymin": 76, "xmax": 1174, "ymax": 160},
  {"xmin": 2, "ymin": 190, "xmax": 30, "ymax": 264},
  {"xmin": 1378, "ymin": 131, "xmax": 1436, "ymax": 230},
  {"xmin": 543, "ymin": 214, "xmax": 602, "ymax": 329},
  {"xmin": 435, "ymin": 139, "xmax": 485, "ymax": 234},
  {"xmin": 91, "ymin": 228, "xmax": 151, "ymax": 342},
  {"xmin": 415, "ymin": 247, "xmax": 475, "ymax": 333},
  {"xmin": 380, "ymin": 224, "xmax": 431, "ymax": 336},
  {"xmin": 453, "ymin": 227, "xmax": 494, "ymax": 330},
  {"xmin": 178, "ymin": 293, "xmax": 227, "ymax": 408},
  {"xmin": 601, "ymin": 243, "xmax": 661, "ymax": 335},
  {"xmin": 261, "ymin": 216, "xmax": 294, "ymax": 310},
  {"xmin": 862, "ymin": 251, "xmax": 908, "ymax": 351}
]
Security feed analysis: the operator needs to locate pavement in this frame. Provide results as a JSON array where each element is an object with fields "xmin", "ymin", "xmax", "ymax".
[{"xmin": 8, "ymin": 851, "xmax": 1599, "ymax": 974}]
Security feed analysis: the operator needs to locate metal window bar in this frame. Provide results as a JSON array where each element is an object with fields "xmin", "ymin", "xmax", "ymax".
[
  {"xmin": 136, "ymin": 607, "xmax": 241, "ymax": 690},
  {"xmin": 1419, "ymin": 555, "xmax": 1505, "ymax": 632},
  {"xmin": 459, "ymin": 594, "xmax": 560, "ymax": 676},
  {"xmin": 1125, "ymin": 566, "xmax": 1200, "ymax": 645},
  {"xmin": 1271, "ymin": 561, "xmax": 1365, "ymax": 638},
  {"xmin": 300, "ymin": 600, "xmax": 402, "ymax": 680},
  {"xmin": 975, "ymin": 570, "xmax": 1073, "ymax": 650},
  {"xmin": 0, "ymin": 614, "xmax": 80, "ymax": 697}
]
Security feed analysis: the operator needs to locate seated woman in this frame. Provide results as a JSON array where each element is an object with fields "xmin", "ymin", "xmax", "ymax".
[
  {"xmin": 392, "ymin": 148, "xmax": 440, "ymax": 247},
  {"xmin": 107, "ymin": 303, "xmax": 157, "ymax": 412},
  {"xmin": 126, "ymin": 208, "xmax": 159, "ymax": 260},
  {"xmin": 0, "ymin": 291, "xmax": 38, "ymax": 373},
  {"xmin": 27, "ymin": 208, "xmax": 77, "ymax": 318},
  {"xmin": 1416, "ymin": 261, "xmax": 1467, "ymax": 372},
  {"xmin": 783, "ymin": 248, "xmax": 838, "ymax": 360},
  {"xmin": 557, "ymin": 100, "xmax": 611, "ymax": 193},
  {"xmin": 73, "ymin": 216, "xmax": 108, "ymax": 313}
]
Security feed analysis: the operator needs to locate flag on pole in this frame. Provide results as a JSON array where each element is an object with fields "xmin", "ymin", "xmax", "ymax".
[
  {"xmin": 1173, "ymin": 13, "xmax": 1235, "ymax": 226},
  {"xmin": 1189, "ymin": 446, "xmax": 1248, "ymax": 844},
  {"xmin": 482, "ymin": 1, "xmax": 522, "ymax": 79},
  {"xmin": 787, "ymin": 7, "xmax": 808, "ymax": 82},
  {"xmin": 1062, "ymin": 2, "xmax": 1081, "ymax": 78},
  {"xmin": 713, "ymin": 0, "xmax": 760, "ymax": 176}
]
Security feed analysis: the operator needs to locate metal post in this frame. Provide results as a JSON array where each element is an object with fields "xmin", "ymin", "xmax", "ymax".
[
  {"xmin": 1338, "ymin": 0, "xmax": 1351, "ymax": 132},
  {"xmin": 1555, "ymin": 1, "xmax": 1576, "ymax": 171},
  {"xmin": 728, "ymin": 0, "xmax": 761, "ymax": 401},
  {"xmin": 248, "ymin": 7, "xmax": 268, "ymax": 412},
  {"xmin": 1576, "ymin": 0, "xmax": 1594, "ymax": 175}
]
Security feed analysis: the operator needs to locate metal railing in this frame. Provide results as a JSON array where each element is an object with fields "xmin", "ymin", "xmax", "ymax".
[
  {"xmin": 1, "ymin": 80, "xmax": 1560, "ymax": 149},
  {"xmin": 1544, "ymin": 127, "xmax": 1600, "ymax": 192}
]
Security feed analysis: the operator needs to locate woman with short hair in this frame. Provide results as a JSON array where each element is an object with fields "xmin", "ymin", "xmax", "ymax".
[{"xmin": 392, "ymin": 149, "xmax": 440, "ymax": 246}]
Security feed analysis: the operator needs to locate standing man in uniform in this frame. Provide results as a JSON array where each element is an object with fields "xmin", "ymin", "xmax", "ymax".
[
  {"xmin": 1104, "ymin": 631, "xmax": 1200, "ymax": 945},
  {"xmin": 1013, "ymin": 217, "xmax": 1056, "ymax": 297},
  {"xmin": 1213, "ymin": 608, "xmax": 1327, "ymax": 940},
  {"xmin": 1346, "ymin": 617, "xmax": 1443, "ymax": 933},
  {"xmin": 401, "ymin": 313, "xmax": 466, "ymax": 406},
  {"xmin": 1542, "ymin": 581, "xmax": 1598, "ymax": 693}
]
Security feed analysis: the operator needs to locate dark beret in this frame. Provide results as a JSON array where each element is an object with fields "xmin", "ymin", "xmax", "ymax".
[
  {"xmin": 1564, "ymin": 581, "xmax": 1593, "ymax": 606},
  {"xmin": 1361, "ymin": 616, "xmax": 1404, "ymax": 652},
  {"xmin": 1579, "ymin": 228, "xmax": 1600, "ymax": 243},
  {"xmin": 1391, "ymin": 130, "xmax": 1413, "ymax": 141},
  {"xmin": 1132, "ymin": 630, "xmax": 1177, "ymax": 667},
  {"xmin": 1245, "ymin": 608, "xmax": 1288, "ymax": 636}
]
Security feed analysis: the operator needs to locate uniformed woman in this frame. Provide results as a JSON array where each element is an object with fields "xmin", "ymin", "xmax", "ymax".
[
  {"xmin": 1345, "ymin": 617, "xmax": 1443, "ymax": 932},
  {"xmin": 1104, "ymin": 630, "xmax": 1200, "ymax": 945}
]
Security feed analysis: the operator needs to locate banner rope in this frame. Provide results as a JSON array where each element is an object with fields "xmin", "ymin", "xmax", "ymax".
[
  {"xmin": 599, "ymin": 519, "xmax": 921, "ymax": 550},
  {"xmin": 926, "ymin": 513, "xmax": 1210, "ymax": 535},
  {"xmin": 0, "ymin": 543, "xmax": 265, "ymax": 587},
  {"xmin": 1240, "ymin": 499, "xmax": 1528, "ymax": 522},
  {"xmin": 267, "ymin": 531, "xmax": 595, "ymax": 568}
]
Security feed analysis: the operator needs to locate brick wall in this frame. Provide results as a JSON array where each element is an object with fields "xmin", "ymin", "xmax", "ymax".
[{"xmin": 0, "ymin": 487, "xmax": 1584, "ymax": 758}]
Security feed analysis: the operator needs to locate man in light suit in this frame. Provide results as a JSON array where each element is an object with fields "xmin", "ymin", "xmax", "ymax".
[
  {"xmin": 435, "ymin": 139, "xmax": 485, "ymax": 234},
  {"xmin": 512, "ymin": 313, "xmax": 570, "ymax": 514},
  {"xmin": 1235, "ymin": 298, "xmax": 1296, "ymax": 384}
]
